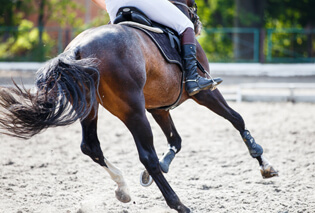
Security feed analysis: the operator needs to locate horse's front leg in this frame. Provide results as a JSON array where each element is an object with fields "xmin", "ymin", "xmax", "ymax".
[
  {"xmin": 139, "ymin": 109, "xmax": 181, "ymax": 187},
  {"xmin": 241, "ymin": 129, "xmax": 278, "ymax": 178},
  {"xmin": 194, "ymin": 41, "xmax": 278, "ymax": 178},
  {"xmin": 80, "ymin": 112, "xmax": 131, "ymax": 203},
  {"xmin": 193, "ymin": 89, "xmax": 278, "ymax": 179}
]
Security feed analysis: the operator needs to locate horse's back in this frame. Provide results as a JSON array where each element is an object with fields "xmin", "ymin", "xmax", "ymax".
[{"xmin": 67, "ymin": 25, "xmax": 145, "ymax": 64}]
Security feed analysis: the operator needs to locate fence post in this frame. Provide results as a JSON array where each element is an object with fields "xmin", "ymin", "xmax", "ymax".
[
  {"xmin": 259, "ymin": 28, "xmax": 265, "ymax": 63},
  {"xmin": 58, "ymin": 27, "xmax": 63, "ymax": 54},
  {"xmin": 253, "ymin": 28, "xmax": 260, "ymax": 62},
  {"xmin": 266, "ymin": 29, "xmax": 273, "ymax": 62},
  {"xmin": 237, "ymin": 85, "xmax": 243, "ymax": 103}
]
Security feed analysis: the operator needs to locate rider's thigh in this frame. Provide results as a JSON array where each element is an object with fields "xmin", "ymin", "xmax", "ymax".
[{"xmin": 105, "ymin": 0, "xmax": 194, "ymax": 34}]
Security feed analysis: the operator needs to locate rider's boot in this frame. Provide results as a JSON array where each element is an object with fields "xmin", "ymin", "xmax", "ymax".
[{"xmin": 181, "ymin": 28, "xmax": 217, "ymax": 96}]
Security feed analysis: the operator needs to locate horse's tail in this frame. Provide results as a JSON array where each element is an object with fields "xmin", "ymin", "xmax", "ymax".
[{"xmin": 0, "ymin": 50, "xmax": 100, "ymax": 139}]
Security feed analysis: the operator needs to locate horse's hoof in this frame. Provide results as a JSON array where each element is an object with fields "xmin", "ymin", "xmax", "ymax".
[
  {"xmin": 115, "ymin": 187, "xmax": 131, "ymax": 203},
  {"xmin": 176, "ymin": 205, "xmax": 191, "ymax": 213},
  {"xmin": 260, "ymin": 164, "xmax": 279, "ymax": 179},
  {"xmin": 140, "ymin": 170, "xmax": 153, "ymax": 187}
]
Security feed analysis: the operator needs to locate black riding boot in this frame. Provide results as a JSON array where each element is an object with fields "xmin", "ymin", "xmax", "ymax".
[{"xmin": 181, "ymin": 28, "xmax": 216, "ymax": 96}]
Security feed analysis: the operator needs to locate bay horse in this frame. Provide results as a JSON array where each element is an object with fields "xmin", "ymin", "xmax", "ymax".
[{"xmin": 0, "ymin": 0, "xmax": 278, "ymax": 212}]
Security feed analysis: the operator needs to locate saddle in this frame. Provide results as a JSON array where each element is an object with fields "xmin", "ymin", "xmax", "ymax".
[
  {"xmin": 114, "ymin": 7, "xmax": 153, "ymax": 27},
  {"xmin": 113, "ymin": 7, "xmax": 183, "ymax": 70}
]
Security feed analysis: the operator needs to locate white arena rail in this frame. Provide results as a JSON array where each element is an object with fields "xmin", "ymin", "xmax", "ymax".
[{"xmin": 236, "ymin": 83, "xmax": 315, "ymax": 103}]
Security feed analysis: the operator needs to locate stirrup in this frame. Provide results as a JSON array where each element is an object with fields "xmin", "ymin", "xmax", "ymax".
[{"xmin": 185, "ymin": 77, "xmax": 220, "ymax": 96}]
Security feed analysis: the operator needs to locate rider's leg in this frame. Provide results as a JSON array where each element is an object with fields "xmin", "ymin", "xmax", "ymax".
[
  {"xmin": 135, "ymin": 0, "xmax": 217, "ymax": 95},
  {"xmin": 181, "ymin": 28, "xmax": 217, "ymax": 96},
  {"xmin": 106, "ymin": 0, "xmax": 193, "ymax": 34}
]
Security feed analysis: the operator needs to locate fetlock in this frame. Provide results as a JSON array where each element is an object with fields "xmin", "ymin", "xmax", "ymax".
[
  {"xmin": 241, "ymin": 130, "xmax": 263, "ymax": 158},
  {"xmin": 80, "ymin": 141, "xmax": 106, "ymax": 166}
]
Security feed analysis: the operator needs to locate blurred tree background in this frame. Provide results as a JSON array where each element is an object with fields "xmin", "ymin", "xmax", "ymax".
[
  {"xmin": 196, "ymin": 0, "xmax": 315, "ymax": 62},
  {"xmin": 0, "ymin": 0, "xmax": 314, "ymax": 62},
  {"xmin": 0, "ymin": 0, "xmax": 109, "ymax": 61}
]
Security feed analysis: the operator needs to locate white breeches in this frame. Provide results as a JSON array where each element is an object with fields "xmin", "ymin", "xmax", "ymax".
[{"xmin": 104, "ymin": 0, "xmax": 194, "ymax": 34}]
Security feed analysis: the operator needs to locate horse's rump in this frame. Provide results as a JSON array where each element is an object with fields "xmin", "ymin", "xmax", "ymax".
[{"xmin": 67, "ymin": 24, "xmax": 184, "ymax": 109}]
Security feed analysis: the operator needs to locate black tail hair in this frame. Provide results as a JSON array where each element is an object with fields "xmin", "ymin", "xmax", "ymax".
[{"xmin": 0, "ymin": 51, "xmax": 100, "ymax": 139}]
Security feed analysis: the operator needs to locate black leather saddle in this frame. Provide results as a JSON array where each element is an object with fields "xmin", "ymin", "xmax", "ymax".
[
  {"xmin": 114, "ymin": 7, "xmax": 153, "ymax": 26},
  {"xmin": 113, "ymin": 6, "xmax": 181, "ymax": 51}
]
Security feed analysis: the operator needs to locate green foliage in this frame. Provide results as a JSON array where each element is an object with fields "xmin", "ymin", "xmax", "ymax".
[
  {"xmin": 196, "ymin": 0, "xmax": 236, "ymax": 61},
  {"xmin": 86, "ymin": 11, "xmax": 110, "ymax": 28},
  {"xmin": 265, "ymin": 29, "xmax": 315, "ymax": 62},
  {"xmin": 0, "ymin": 20, "xmax": 54, "ymax": 61},
  {"xmin": 1, "ymin": 0, "xmax": 314, "ymax": 62},
  {"xmin": 198, "ymin": 29, "xmax": 234, "ymax": 61},
  {"xmin": 0, "ymin": 0, "xmax": 31, "ymax": 26},
  {"xmin": 47, "ymin": 0, "xmax": 85, "ymax": 28},
  {"xmin": 196, "ymin": 0, "xmax": 314, "ymax": 62},
  {"xmin": 196, "ymin": 0, "xmax": 235, "ymax": 28},
  {"xmin": 72, "ymin": 10, "xmax": 110, "ymax": 36},
  {"xmin": 265, "ymin": 0, "xmax": 315, "ymax": 28},
  {"xmin": 263, "ymin": 1, "xmax": 315, "ymax": 62},
  {"xmin": 0, "ymin": 0, "xmax": 85, "ymax": 61}
]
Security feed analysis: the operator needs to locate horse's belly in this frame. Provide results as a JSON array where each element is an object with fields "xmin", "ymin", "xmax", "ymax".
[{"xmin": 143, "ymin": 70, "xmax": 183, "ymax": 109}]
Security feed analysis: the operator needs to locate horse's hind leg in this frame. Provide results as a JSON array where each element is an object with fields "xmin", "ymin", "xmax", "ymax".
[
  {"xmin": 193, "ymin": 89, "xmax": 278, "ymax": 178},
  {"xmin": 80, "ymin": 110, "xmax": 131, "ymax": 203},
  {"xmin": 148, "ymin": 109, "xmax": 182, "ymax": 173}
]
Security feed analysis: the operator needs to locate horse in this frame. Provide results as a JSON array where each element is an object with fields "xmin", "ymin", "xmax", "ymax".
[{"xmin": 0, "ymin": 0, "xmax": 278, "ymax": 212}]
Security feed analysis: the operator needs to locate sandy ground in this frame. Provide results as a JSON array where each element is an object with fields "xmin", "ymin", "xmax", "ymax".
[{"xmin": 0, "ymin": 97, "xmax": 315, "ymax": 213}]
